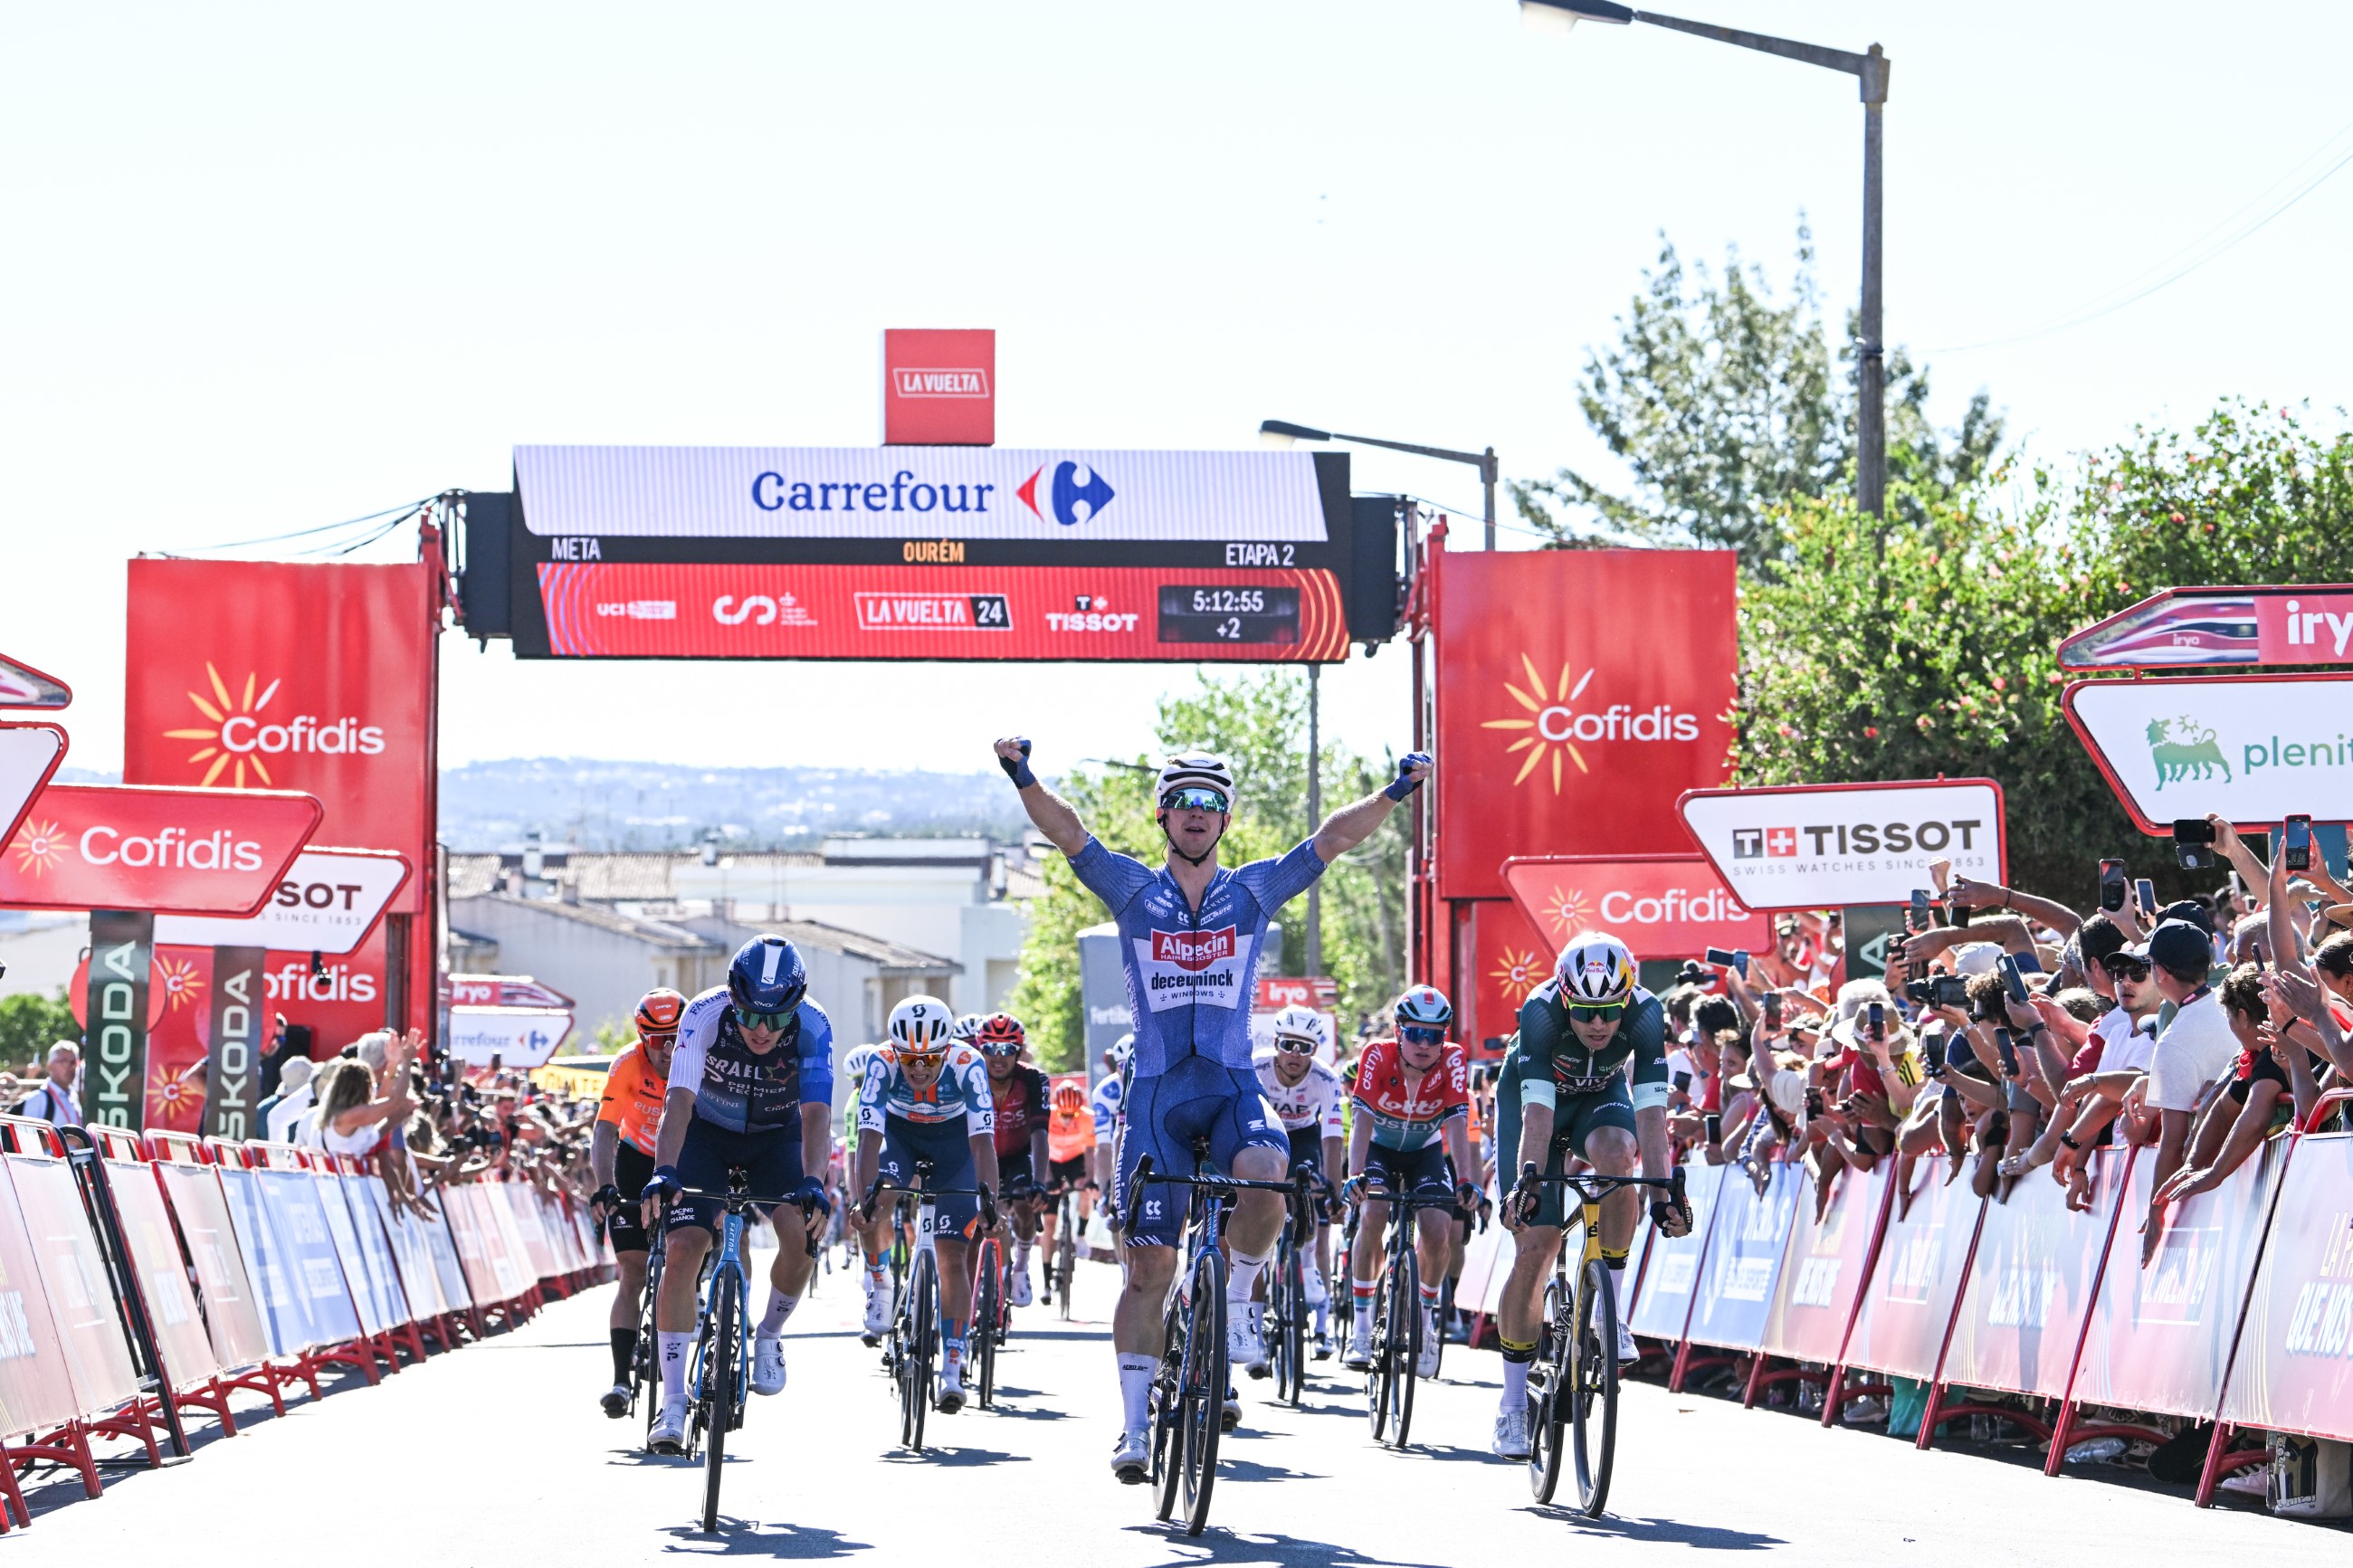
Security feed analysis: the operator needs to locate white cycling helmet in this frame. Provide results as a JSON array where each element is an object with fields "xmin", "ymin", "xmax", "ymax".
[
  {"xmin": 889, "ymin": 994, "xmax": 957, "ymax": 1054},
  {"xmin": 950, "ymin": 1012, "xmax": 985, "ymax": 1042},
  {"xmin": 1267, "ymin": 1004, "xmax": 1332, "ymax": 1055},
  {"xmin": 1107, "ymin": 1031, "xmax": 1135, "ymax": 1069},
  {"xmin": 1156, "ymin": 753, "xmax": 1235, "ymax": 809},
  {"xmin": 1394, "ymin": 985, "xmax": 1454, "ymax": 1031},
  {"xmin": 1557, "ymin": 933, "xmax": 1636, "ymax": 1006}
]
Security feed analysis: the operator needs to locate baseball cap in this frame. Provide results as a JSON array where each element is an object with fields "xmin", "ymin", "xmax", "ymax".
[
  {"xmin": 1951, "ymin": 942, "xmax": 2004, "ymax": 978},
  {"xmin": 2143, "ymin": 919, "xmax": 2212, "ymax": 976},
  {"xmin": 2158, "ymin": 898, "xmax": 2215, "ymax": 935}
]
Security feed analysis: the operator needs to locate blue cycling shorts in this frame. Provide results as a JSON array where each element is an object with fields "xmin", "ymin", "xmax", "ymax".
[
  {"xmin": 1117, "ymin": 1054, "xmax": 1289, "ymax": 1250},
  {"xmin": 876, "ymin": 1114, "xmax": 983, "ymax": 1235},
  {"xmin": 669, "ymin": 1117, "xmax": 805, "ymax": 1237}
]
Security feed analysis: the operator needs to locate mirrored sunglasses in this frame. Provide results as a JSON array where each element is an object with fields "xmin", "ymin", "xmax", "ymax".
[
  {"xmin": 1568, "ymin": 1003, "xmax": 1627, "ymax": 1025},
  {"xmin": 2101, "ymin": 955, "xmax": 2150, "ymax": 980},
  {"xmin": 1274, "ymin": 1035, "xmax": 1318, "ymax": 1054},
  {"xmin": 1161, "ymin": 786, "xmax": 1230, "ymax": 813},
  {"xmin": 1399, "ymin": 1024, "xmax": 1449, "ymax": 1046},
  {"xmin": 734, "ymin": 1006, "xmax": 795, "ymax": 1032}
]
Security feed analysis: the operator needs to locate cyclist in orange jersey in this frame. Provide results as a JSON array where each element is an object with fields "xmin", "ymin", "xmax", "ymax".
[{"xmin": 591, "ymin": 988, "xmax": 683, "ymax": 1417}]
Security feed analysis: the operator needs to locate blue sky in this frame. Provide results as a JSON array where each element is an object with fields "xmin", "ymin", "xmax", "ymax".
[{"xmin": 7, "ymin": 2, "xmax": 2351, "ymax": 777}]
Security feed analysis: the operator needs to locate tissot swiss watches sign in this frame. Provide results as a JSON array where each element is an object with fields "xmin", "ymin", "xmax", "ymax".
[{"xmin": 1678, "ymin": 779, "xmax": 2005, "ymax": 912}]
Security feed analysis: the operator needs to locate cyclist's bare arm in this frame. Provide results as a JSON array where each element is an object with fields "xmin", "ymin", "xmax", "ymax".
[
  {"xmin": 653, "ymin": 1087, "xmax": 697, "ymax": 1170},
  {"xmin": 1444, "ymin": 1116, "xmax": 1475, "ymax": 1186},
  {"xmin": 1311, "ymin": 758, "xmax": 1431, "ymax": 861},
  {"xmin": 1635, "ymin": 1105, "xmax": 1672, "ymax": 1183},
  {"xmin": 996, "ymin": 737, "xmax": 1089, "ymax": 855},
  {"xmin": 590, "ymin": 1119, "xmax": 619, "ymax": 1189},
  {"xmin": 854, "ymin": 1127, "xmax": 884, "ymax": 1202}
]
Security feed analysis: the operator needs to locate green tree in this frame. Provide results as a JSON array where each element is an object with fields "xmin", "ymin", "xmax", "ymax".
[
  {"xmin": 0, "ymin": 990, "xmax": 78, "ymax": 1076},
  {"xmin": 1739, "ymin": 400, "xmax": 2353, "ymax": 899},
  {"xmin": 1514, "ymin": 226, "xmax": 2003, "ymax": 575},
  {"xmin": 1005, "ymin": 670, "xmax": 1410, "ymax": 1070}
]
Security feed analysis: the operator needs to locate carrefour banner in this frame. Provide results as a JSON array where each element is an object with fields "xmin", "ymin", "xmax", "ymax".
[{"xmin": 513, "ymin": 446, "xmax": 1330, "ymax": 541}]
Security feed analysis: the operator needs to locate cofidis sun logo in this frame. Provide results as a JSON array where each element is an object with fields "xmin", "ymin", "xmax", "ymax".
[
  {"xmin": 1480, "ymin": 653, "xmax": 1701, "ymax": 794},
  {"xmin": 1490, "ymin": 946, "xmax": 1546, "ymax": 1008},
  {"xmin": 163, "ymin": 664, "xmax": 386, "ymax": 788},
  {"xmin": 10, "ymin": 818, "xmax": 64, "ymax": 877},
  {"xmin": 1531, "ymin": 885, "xmax": 1592, "ymax": 944}
]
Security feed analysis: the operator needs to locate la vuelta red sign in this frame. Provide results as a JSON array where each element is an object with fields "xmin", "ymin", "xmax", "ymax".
[
  {"xmin": 0, "ymin": 784, "xmax": 320, "ymax": 915},
  {"xmin": 1501, "ymin": 853, "xmax": 1768, "ymax": 962},
  {"xmin": 122, "ymin": 558, "xmax": 437, "ymax": 913},
  {"xmin": 1433, "ymin": 545, "xmax": 1737, "ymax": 899}
]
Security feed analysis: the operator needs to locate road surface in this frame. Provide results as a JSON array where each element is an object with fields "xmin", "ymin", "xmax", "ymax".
[{"xmin": 15, "ymin": 1251, "xmax": 2345, "ymax": 1563}]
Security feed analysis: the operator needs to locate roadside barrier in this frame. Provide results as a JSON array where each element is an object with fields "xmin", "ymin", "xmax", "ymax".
[{"xmin": 0, "ymin": 1117, "xmax": 606, "ymax": 1533}]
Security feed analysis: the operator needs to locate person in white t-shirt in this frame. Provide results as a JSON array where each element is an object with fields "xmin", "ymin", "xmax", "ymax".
[
  {"xmin": 303, "ymin": 1035, "xmax": 416, "ymax": 1162},
  {"xmin": 14, "ymin": 1042, "xmax": 83, "ymax": 1126},
  {"xmin": 2139, "ymin": 921, "xmax": 2238, "ymax": 1261}
]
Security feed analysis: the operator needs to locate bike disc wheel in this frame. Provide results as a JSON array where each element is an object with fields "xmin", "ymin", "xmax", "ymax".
[
  {"xmin": 700, "ymin": 1276, "xmax": 737, "ymax": 1533},
  {"xmin": 1391, "ymin": 1243, "xmax": 1420, "ymax": 1449},
  {"xmin": 1528, "ymin": 1276, "xmax": 1567, "ymax": 1504},
  {"xmin": 1181, "ymin": 1249, "xmax": 1227, "ymax": 1538},
  {"xmin": 1570, "ymin": 1257, "xmax": 1620, "ymax": 1517}
]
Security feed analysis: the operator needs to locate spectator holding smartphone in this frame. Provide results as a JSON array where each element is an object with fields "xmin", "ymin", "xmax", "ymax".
[{"xmin": 2138, "ymin": 920, "xmax": 2240, "ymax": 1262}]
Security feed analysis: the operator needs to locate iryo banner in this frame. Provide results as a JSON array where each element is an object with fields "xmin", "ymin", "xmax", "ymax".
[
  {"xmin": 1502, "ymin": 853, "xmax": 1768, "ymax": 961},
  {"xmin": 1434, "ymin": 546, "xmax": 1737, "ymax": 900},
  {"xmin": 1679, "ymin": 780, "xmax": 2005, "ymax": 913}
]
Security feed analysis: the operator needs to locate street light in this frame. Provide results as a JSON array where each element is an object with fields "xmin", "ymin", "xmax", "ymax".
[
  {"xmin": 1519, "ymin": 0, "xmax": 1891, "ymax": 520},
  {"xmin": 1258, "ymin": 420, "xmax": 1500, "ymax": 549}
]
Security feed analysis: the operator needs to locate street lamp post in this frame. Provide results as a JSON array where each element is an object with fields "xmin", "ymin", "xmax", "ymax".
[
  {"xmin": 1259, "ymin": 420, "xmax": 1500, "ymax": 550},
  {"xmin": 1519, "ymin": 1, "xmax": 1891, "ymax": 519}
]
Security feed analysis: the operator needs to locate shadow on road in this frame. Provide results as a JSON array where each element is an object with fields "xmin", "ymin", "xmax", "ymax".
[
  {"xmin": 1524, "ymin": 1508, "xmax": 1786, "ymax": 1550},
  {"xmin": 878, "ymin": 1445, "xmax": 1031, "ymax": 1468},
  {"xmin": 1214, "ymin": 1457, "xmax": 1327, "ymax": 1483},
  {"xmin": 659, "ymin": 1519, "xmax": 871, "ymax": 1557},
  {"xmin": 1120, "ymin": 1523, "xmax": 1453, "ymax": 1567}
]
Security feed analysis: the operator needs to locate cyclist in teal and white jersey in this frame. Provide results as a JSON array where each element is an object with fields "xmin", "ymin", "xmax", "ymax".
[
  {"xmin": 996, "ymin": 736, "xmax": 1430, "ymax": 1481},
  {"xmin": 837, "ymin": 1041, "xmax": 895, "ymax": 1340}
]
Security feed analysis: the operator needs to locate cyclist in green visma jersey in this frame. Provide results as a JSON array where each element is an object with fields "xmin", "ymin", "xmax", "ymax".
[{"xmin": 1491, "ymin": 933, "xmax": 1693, "ymax": 1460}]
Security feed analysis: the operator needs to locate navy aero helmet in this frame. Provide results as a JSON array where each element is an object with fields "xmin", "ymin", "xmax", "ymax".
[{"xmin": 728, "ymin": 935, "xmax": 808, "ymax": 1022}]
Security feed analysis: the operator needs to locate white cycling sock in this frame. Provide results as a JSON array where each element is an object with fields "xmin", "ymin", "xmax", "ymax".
[
  {"xmin": 1227, "ymin": 1248, "xmax": 1272, "ymax": 1302},
  {"xmin": 1016, "ymin": 1237, "xmax": 1033, "ymax": 1264},
  {"xmin": 1117, "ymin": 1353, "xmax": 1156, "ymax": 1434},
  {"xmin": 660, "ymin": 1331, "xmax": 691, "ymax": 1408},
  {"xmin": 1313, "ymin": 1300, "xmax": 1329, "ymax": 1335},
  {"xmin": 1501, "ymin": 1357, "xmax": 1529, "ymax": 1410},
  {"xmin": 759, "ymin": 1290, "xmax": 798, "ymax": 1338},
  {"xmin": 1608, "ymin": 1263, "xmax": 1629, "ymax": 1314}
]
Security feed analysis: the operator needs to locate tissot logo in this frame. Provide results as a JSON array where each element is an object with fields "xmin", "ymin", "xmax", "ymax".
[
  {"xmin": 160, "ymin": 663, "xmax": 385, "ymax": 788},
  {"xmin": 1733, "ymin": 820, "xmax": 1986, "ymax": 860},
  {"xmin": 1152, "ymin": 927, "xmax": 1236, "ymax": 972},
  {"xmin": 892, "ymin": 367, "xmax": 990, "ymax": 399}
]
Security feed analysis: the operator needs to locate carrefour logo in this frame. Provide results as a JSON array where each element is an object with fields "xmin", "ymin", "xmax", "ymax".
[{"xmin": 1016, "ymin": 461, "xmax": 1115, "ymax": 527}]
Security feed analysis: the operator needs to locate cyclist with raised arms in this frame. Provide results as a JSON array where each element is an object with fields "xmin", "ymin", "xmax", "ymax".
[
  {"xmin": 589, "ymin": 987, "xmax": 683, "ymax": 1418},
  {"xmin": 639, "ymin": 936, "xmax": 835, "ymax": 1455},
  {"xmin": 1253, "ymin": 1005, "xmax": 1345, "ymax": 1358},
  {"xmin": 995, "ymin": 735, "xmax": 1431, "ymax": 1481},
  {"xmin": 853, "ymin": 995, "xmax": 1002, "ymax": 1414},
  {"xmin": 1342, "ymin": 987, "xmax": 1481, "ymax": 1376},
  {"xmin": 1490, "ymin": 933, "xmax": 1691, "ymax": 1460},
  {"xmin": 976, "ymin": 1012, "xmax": 1051, "ymax": 1306}
]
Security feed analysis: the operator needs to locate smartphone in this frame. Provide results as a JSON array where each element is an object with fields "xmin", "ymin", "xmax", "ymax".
[
  {"xmin": 1950, "ymin": 898, "xmax": 1974, "ymax": 928},
  {"xmin": 1704, "ymin": 1114, "xmax": 1722, "ymax": 1145},
  {"xmin": 1999, "ymin": 954, "xmax": 2032, "ymax": 1007},
  {"xmin": 2173, "ymin": 817, "xmax": 2216, "ymax": 870},
  {"xmin": 1909, "ymin": 889, "xmax": 1932, "ymax": 932},
  {"xmin": 1867, "ymin": 1002, "xmax": 1886, "ymax": 1042},
  {"xmin": 1762, "ymin": 992, "xmax": 1782, "ymax": 1031},
  {"xmin": 1805, "ymin": 1087, "xmax": 1824, "ymax": 1118},
  {"xmin": 1922, "ymin": 1028, "xmax": 1948, "ymax": 1076},
  {"xmin": 1672, "ymin": 1070, "xmax": 1692, "ymax": 1095},
  {"xmin": 1995, "ymin": 1027, "xmax": 2019, "ymax": 1079},
  {"xmin": 2285, "ymin": 814, "xmax": 2314, "ymax": 872},
  {"xmin": 2099, "ymin": 860, "xmax": 2128, "ymax": 913},
  {"xmin": 2251, "ymin": 936, "xmax": 2267, "ymax": 967},
  {"xmin": 2135, "ymin": 878, "xmax": 2158, "ymax": 919},
  {"xmin": 1703, "ymin": 946, "xmax": 1751, "ymax": 978}
]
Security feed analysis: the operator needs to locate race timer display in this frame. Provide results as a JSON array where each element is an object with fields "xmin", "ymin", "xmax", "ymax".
[{"xmin": 1156, "ymin": 585, "xmax": 1301, "ymax": 645}]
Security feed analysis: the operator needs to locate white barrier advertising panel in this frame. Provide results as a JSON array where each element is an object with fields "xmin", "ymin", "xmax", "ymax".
[
  {"xmin": 449, "ymin": 1006, "xmax": 574, "ymax": 1068},
  {"xmin": 1678, "ymin": 780, "xmax": 2005, "ymax": 912},
  {"xmin": 155, "ymin": 848, "xmax": 411, "ymax": 955},
  {"xmin": 2064, "ymin": 673, "xmax": 2353, "ymax": 830}
]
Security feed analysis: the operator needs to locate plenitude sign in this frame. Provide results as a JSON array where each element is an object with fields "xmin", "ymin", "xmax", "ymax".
[
  {"xmin": 0, "ymin": 722, "xmax": 67, "ymax": 849},
  {"xmin": 153, "ymin": 848, "xmax": 411, "ymax": 955},
  {"xmin": 2063, "ymin": 672, "xmax": 2353, "ymax": 831},
  {"xmin": 1500, "ymin": 853, "xmax": 1769, "ymax": 961},
  {"xmin": 1677, "ymin": 779, "xmax": 2005, "ymax": 913},
  {"xmin": 0, "ymin": 784, "xmax": 321, "ymax": 916}
]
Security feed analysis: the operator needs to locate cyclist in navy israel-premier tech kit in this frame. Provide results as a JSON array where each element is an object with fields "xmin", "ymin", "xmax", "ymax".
[
  {"xmin": 639, "ymin": 935, "xmax": 837, "ymax": 1454},
  {"xmin": 996, "ymin": 734, "xmax": 1432, "ymax": 1482}
]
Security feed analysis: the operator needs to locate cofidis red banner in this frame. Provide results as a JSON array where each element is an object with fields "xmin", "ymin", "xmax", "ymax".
[
  {"xmin": 1433, "ymin": 546, "xmax": 1735, "ymax": 900},
  {"xmin": 123, "ymin": 559, "xmax": 436, "ymax": 913},
  {"xmin": 1502, "ymin": 853, "xmax": 1767, "ymax": 962},
  {"xmin": 0, "ymin": 784, "xmax": 319, "ymax": 915}
]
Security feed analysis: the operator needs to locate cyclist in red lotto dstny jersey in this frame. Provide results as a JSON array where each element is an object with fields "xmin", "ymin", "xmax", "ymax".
[
  {"xmin": 976, "ymin": 1012, "xmax": 1051, "ymax": 1306},
  {"xmin": 995, "ymin": 735, "xmax": 1431, "ymax": 1483}
]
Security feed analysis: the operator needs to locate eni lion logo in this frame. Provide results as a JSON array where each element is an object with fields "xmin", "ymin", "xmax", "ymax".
[{"xmin": 2146, "ymin": 716, "xmax": 2231, "ymax": 789}]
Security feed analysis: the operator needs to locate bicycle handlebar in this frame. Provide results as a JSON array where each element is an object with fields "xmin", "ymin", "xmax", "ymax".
[
  {"xmin": 1515, "ymin": 1166, "xmax": 1689, "ymax": 1202},
  {"xmin": 676, "ymin": 1185, "xmax": 830, "ymax": 1255},
  {"xmin": 856, "ymin": 1173, "xmax": 1000, "ymax": 1231}
]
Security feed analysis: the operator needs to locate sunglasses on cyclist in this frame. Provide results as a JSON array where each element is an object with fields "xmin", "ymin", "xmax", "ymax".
[
  {"xmin": 1568, "ymin": 1003, "xmax": 1627, "ymax": 1025},
  {"xmin": 734, "ymin": 1006, "xmax": 796, "ymax": 1032},
  {"xmin": 1160, "ymin": 785, "xmax": 1230, "ymax": 814},
  {"xmin": 977, "ymin": 1040, "xmax": 1023, "ymax": 1058},
  {"xmin": 1273, "ymin": 1035, "xmax": 1318, "ymax": 1055},
  {"xmin": 1399, "ymin": 1024, "xmax": 1449, "ymax": 1046}
]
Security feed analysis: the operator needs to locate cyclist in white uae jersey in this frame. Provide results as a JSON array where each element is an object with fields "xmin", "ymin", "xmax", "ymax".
[
  {"xmin": 1253, "ymin": 1006, "xmax": 1345, "ymax": 1356},
  {"xmin": 996, "ymin": 735, "xmax": 1430, "ymax": 1481}
]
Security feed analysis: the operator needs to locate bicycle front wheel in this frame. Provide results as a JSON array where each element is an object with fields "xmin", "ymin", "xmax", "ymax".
[
  {"xmin": 1570, "ymin": 1256, "xmax": 1620, "ymax": 1517},
  {"xmin": 1179, "ymin": 1247, "xmax": 1228, "ymax": 1537},
  {"xmin": 1528, "ymin": 1273, "xmax": 1569, "ymax": 1504},
  {"xmin": 1390, "ymin": 1242, "xmax": 1420, "ymax": 1449},
  {"xmin": 975, "ymin": 1240, "xmax": 1002, "ymax": 1409},
  {"xmin": 905, "ymin": 1249, "xmax": 938, "ymax": 1452},
  {"xmin": 700, "ymin": 1273, "xmax": 738, "ymax": 1533}
]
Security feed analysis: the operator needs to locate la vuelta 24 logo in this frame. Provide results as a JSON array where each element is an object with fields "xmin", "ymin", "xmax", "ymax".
[{"xmin": 161, "ymin": 663, "xmax": 385, "ymax": 788}]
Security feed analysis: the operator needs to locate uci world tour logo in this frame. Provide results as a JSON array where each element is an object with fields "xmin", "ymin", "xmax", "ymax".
[
  {"xmin": 1015, "ymin": 461, "xmax": 1114, "ymax": 527},
  {"xmin": 2147, "ymin": 716, "xmax": 2231, "ymax": 789}
]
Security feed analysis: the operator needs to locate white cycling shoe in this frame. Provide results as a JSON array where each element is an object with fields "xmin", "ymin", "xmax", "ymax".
[
  {"xmin": 1416, "ymin": 1312, "xmax": 1443, "ymax": 1379},
  {"xmin": 1617, "ymin": 1320, "xmax": 1641, "ymax": 1364},
  {"xmin": 1110, "ymin": 1429, "xmax": 1150, "ymax": 1483},
  {"xmin": 1344, "ymin": 1315, "xmax": 1373, "ymax": 1371},
  {"xmin": 862, "ymin": 1283, "xmax": 891, "ymax": 1341},
  {"xmin": 647, "ymin": 1402, "xmax": 689, "ymax": 1455},
  {"xmin": 936, "ymin": 1364, "xmax": 967, "ymax": 1415},
  {"xmin": 752, "ymin": 1337, "xmax": 787, "ymax": 1396},
  {"xmin": 599, "ymin": 1383, "xmax": 630, "ymax": 1419},
  {"xmin": 1230, "ymin": 1304, "xmax": 1269, "ymax": 1379},
  {"xmin": 1492, "ymin": 1407, "xmax": 1532, "ymax": 1459},
  {"xmin": 1009, "ymin": 1263, "xmax": 1034, "ymax": 1307}
]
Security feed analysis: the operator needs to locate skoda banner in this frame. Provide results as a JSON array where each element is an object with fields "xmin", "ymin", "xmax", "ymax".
[
  {"xmin": 1678, "ymin": 779, "xmax": 2006, "ymax": 913},
  {"xmin": 2064, "ymin": 672, "xmax": 2353, "ymax": 830},
  {"xmin": 85, "ymin": 910, "xmax": 156, "ymax": 1128}
]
